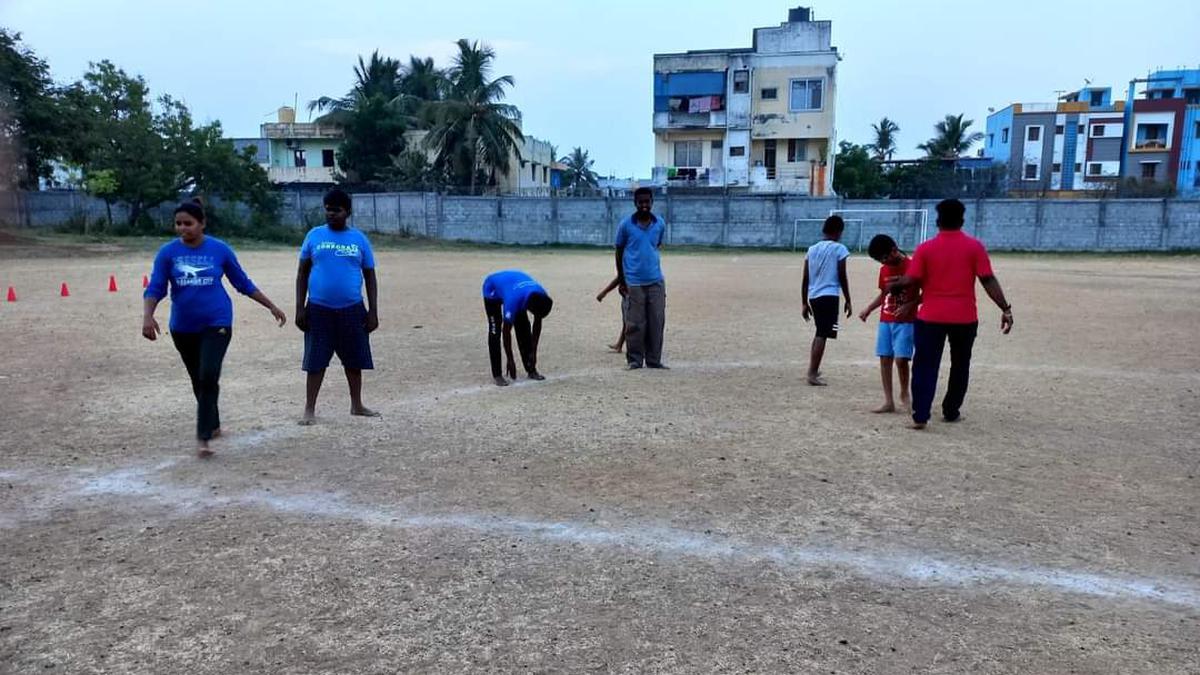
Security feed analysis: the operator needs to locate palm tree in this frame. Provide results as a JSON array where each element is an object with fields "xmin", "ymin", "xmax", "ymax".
[
  {"xmin": 869, "ymin": 117, "xmax": 899, "ymax": 161},
  {"xmin": 308, "ymin": 51, "xmax": 410, "ymax": 183},
  {"xmin": 560, "ymin": 147, "xmax": 599, "ymax": 193},
  {"xmin": 425, "ymin": 40, "xmax": 524, "ymax": 194},
  {"xmin": 918, "ymin": 113, "xmax": 985, "ymax": 159},
  {"xmin": 308, "ymin": 51, "xmax": 403, "ymax": 123}
]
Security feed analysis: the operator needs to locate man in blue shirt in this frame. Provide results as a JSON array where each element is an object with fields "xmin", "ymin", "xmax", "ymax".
[
  {"xmin": 615, "ymin": 187, "xmax": 667, "ymax": 370},
  {"xmin": 295, "ymin": 188, "xmax": 380, "ymax": 424},
  {"xmin": 482, "ymin": 269, "xmax": 553, "ymax": 386}
]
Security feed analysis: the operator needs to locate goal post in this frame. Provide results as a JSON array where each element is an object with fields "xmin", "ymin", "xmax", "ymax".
[
  {"xmin": 791, "ymin": 218, "xmax": 864, "ymax": 252},
  {"xmin": 827, "ymin": 208, "xmax": 930, "ymax": 251}
]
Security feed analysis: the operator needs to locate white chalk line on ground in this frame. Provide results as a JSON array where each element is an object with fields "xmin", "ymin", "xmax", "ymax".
[{"xmin": 0, "ymin": 464, "xmax": 1181, "ymax": 611}]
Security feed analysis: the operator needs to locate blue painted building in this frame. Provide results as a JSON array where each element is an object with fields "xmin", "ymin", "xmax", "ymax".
[{"xmin": 1122, "ymin": 69, "xmax": 1200, "ymax": 196}]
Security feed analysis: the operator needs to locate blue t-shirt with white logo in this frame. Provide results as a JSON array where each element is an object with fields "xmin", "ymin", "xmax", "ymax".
[
  {"xmin": 615, "ymin": 214, "xmax": 666, "ymax": 286},
  {"xmin": 481, "ymin": 270, "xmax": 548, "ymax": 324},
  {"xmin": 144, "ymin": 236, "xmax": 258, "ymax": 332},
  {"xmin": 300, "ymin": 225, "xmax": 376, "ymax": 309}
]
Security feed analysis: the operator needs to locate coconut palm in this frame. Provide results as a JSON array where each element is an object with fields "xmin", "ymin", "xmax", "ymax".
[
  {"xmin": 425, "ymin": 40, "xmax": 524, "ymax": 194},
  {"xmin": 560, "ymin": 147, "xmax": 599, "ymax": 193},
  {"xmin": 869, "ymin": 117, "xmax": 899, "ymax": 161},
  {"xmin": 308, "ymin": 51, "xmax": 403, "ymax": 123},
  {"xmin": 918, "ymin": 113, "xmax": 985, "ymax": 159}
]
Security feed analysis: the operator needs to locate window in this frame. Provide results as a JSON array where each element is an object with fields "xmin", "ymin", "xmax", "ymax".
[
  {"xmin": 293, "ymin": 149, "xmax": 306, "ymax": 168},
  {"xmin": 531, "ymin": 163, "xmax": 537, "ymax": 181},
  {"xmin": 711, "ymin": 140, "xmax": 723, "ymax": 149},
  {"xmin": 1088, "ymin": 163, "xmax": 1103, "ymax": 176},
  {"xmin": 1141, "ymin": 162, "xmax": 1158, "ymax": 179},
  {"xmin": 1195, "ymin": 121, "xmax": 1200, "ymax": 139},
  {"xmin": 788, "ymin": 79, "xmax": 824, "ymax": 111},
  {"xmin": 1090, "ymin": 91, "xmax": 1104, "ymax": 106},
  {"xmin": 1027, "ymin": 126, "xmax": 1041, "ymax": 142},
  {"xmin": 1092, "ymin": 124, "xmax": 1105, "ymax": 138},
  {"xmin": 733, "ymin": 70, "xmax": 749, "ymax": 94},
  {"xmin": 761, "ymin": 87, "xmax": 777, "ymax": 100},
  {"xmin": 1195, "ymin": 161, "xmax": 1200, "ymax": 188},
  {"xmin": 673, "ymin": 140, "xmax": 704, "ymax": 167},
  {"xmin": 1077, "ymin": 124, "xmax": 1085, "ymax": 135},
  {"xmin": 1024, "ymin": 163, "xmax": 1039, "ymax": 180},
  {"xmin": 729, "ymin": 145, "xmax": 746, "ymax": 157},
  {"xmin": 787, "ymin": 139, "xmax": 806, "ymax": 162},
  {"xmin": 1052, "ymin": 163, "xmax": 1062, "ymax": 173},
  {"xmin": 1001, "ymin": 128, "xmax": 1009, "ymax": 143},
  {"xmin": 1075, "ymin": 163, "xmax": 1082, "ymax": 173},
  {"xmin": 1186, "ymin": 89, "xmax": 1200, "ymax": 105},
  {"xmin": 988, "ymin": 133, "xmax": 994, "ymax": 147},
  {"xmin": 321, "ymin": 149, "xmax": 335, "ymax": 167},
  {"xmin": 542, "ymin": 166, "xmax": 548, "ymax": 183},
  {"xmin": 1136, "ymin": 123, "xmax": 1169, "ymax": 149},
  {"xmin": 1055, "ymin": 125, "xmax": 1064, "ymax": 135}
]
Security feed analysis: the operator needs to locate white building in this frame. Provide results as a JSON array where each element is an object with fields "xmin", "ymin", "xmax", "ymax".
[{"xmin": 652, "ymin": 6, "xmax": 839, "ymax": 195}]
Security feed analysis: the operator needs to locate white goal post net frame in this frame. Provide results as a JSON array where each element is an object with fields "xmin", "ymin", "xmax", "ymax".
[
  {"xmin": 831, "ymin": 208, "xmax": 930, "ymax": 249},
  {"xmin": 791, "ymin": 219, "xmax": 863, "ymax": 252}
]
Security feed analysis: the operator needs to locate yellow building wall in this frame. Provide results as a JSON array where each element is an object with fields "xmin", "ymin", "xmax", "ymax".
[{"xmin": 750, "ymin": 65, "xmax": 835, "ymax": 140}]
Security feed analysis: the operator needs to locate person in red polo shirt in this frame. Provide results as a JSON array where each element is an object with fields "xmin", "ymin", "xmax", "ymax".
[{"xmin": 890, "ymin": 199, "xmax": 1013, "ymax": 429}]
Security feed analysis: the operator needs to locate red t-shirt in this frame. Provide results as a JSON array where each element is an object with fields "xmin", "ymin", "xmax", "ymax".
[
  {"xmin": 907, "ymin": 230, "xmax": 994, "ymax": 324},
  {"xmin": 877, "ymin": 257, "xmax": 912, "ymax": 323}
]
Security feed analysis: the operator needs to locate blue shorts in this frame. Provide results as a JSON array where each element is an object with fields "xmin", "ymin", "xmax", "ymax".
[
  {"xmin": 875, "ymin": 322, "xmax": 914, "ymax": 359},
  {"xmin": 303, "ymin": 302, "xmax": 374, "ymax": 372}
]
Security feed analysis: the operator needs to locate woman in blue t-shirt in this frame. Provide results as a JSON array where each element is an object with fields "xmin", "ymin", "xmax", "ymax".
[{"xmin": 142, "ymin": 199, "xmax": 288, "ymax": 458}]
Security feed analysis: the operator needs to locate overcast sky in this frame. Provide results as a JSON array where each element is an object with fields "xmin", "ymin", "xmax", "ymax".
[{"xmin": 3, "ymin": 0, "xmax": 1197, "ymax": 178}]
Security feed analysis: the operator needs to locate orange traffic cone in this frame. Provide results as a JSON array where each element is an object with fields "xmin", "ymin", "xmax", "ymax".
[
  {"xmin": 142, "ymin": 274, "xmax": 149, "ymax": 289},
  {"xmin": 60, "ymin": 282, "xmax": 70, "ymax": 297},
  {"xmin": 108, "ymin": 275, "xmax": 118, "ymax": 292},
  {"xmin": 6, "ymin": 286, "xmax": 15, "ymax": 302}
]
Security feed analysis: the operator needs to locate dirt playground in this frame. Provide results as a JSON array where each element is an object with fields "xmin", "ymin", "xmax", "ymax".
[{"xmin": 1, "ymin": 242, "xmax": 1198, "ymax": 673}]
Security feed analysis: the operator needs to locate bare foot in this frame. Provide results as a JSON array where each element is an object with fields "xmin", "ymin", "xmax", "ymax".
[
  {"xmin": 298, "ymin": 411, "xmax": 316, "ymax": 426},
  {"xmin": 351, "ymin": 406, "xmax": 381, "ymax": 418},
  {"xmin": 493, "ymin": 376, "xmax": 510, "ymax": 387},
  {"xmin": 910, "ymin": 421, "xmax": 927, "ymax": 430},
  {"xmin": 872, "ymin": 403, "xmax": 896, "ymax": 413},
  {"xmin": 196, "ymin": 440, "xmax": 214, "ymax": 459},
  {"xmin": 899, "ymin": 396, "xmax": 911, "ymax": 410},
  {"xmin": 807, "ymin": 374, "xmax": 826, "ymax": 386}
]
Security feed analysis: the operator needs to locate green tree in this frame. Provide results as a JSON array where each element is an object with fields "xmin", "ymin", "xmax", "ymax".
[
  {"xmin": 68, "ymin": 61, "xmax": 276, "ymax": 230},
  {"xmin": 869, "ymin": 117, "xmax": 899, "ymax": 161},
  {"xmin": 832, "ymin": 141, "xmax": 886, "ymax": 198},
  {"xmin": 918, "ymin": 114, "xmax": 985, "ymax": 159},
  {"xmin": 0, "ymin": 29, "xmax": 70, "ymax": 189},
  {"xmin": 310, "ymin": 52, "xmax": 410, "ymax": 184},
  {"xmin": 82, "ymin": 167, "xmax": 118, "ymax": 230},
  {"xmin": 560, "ymin": 147, "xmax": 598, "ymax": 193},
  {"xmin": 425, "ymin": 40, "xmax": 524, "ymax": 194}
]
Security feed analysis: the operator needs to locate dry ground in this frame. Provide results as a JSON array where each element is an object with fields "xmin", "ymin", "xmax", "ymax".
[{"xmin": 1, "ymin": 241, "xmax": 1198, "ymax": 674}]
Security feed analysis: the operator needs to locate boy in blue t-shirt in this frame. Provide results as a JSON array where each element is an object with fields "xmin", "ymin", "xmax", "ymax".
[
  {"xmin": 295, "ymin": 188, "xmax": 379, "ymax": 424},
  {"xmin": 482, "ymin": 269, "xmax": 553, "ymax": 386},
  {"xmin": 801, "ymin": 215, "xmax": 853, "ymax": 386},
  {"xmin": 614, "ymin": 187, "xmax": 668, "ymax": 370}
]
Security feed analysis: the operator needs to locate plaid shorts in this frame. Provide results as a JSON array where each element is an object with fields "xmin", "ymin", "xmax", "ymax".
[{"xmin": 303, "ymin": 302, "xmax": 374, "ymax": 371}]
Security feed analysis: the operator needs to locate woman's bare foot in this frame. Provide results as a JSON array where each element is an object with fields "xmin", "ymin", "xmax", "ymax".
[
  {"xmin": 899, "ymin": 396, "xmax": 911, "ymax": 410},
  {"xmin": 807, "ymin": 375, "xmax": 826, "ymax": 386},
  {"xmin": 298, "ymin": 410, "xmax": 316, "ymax": 426},
  {"xmin": 196, "ymin": 439, "xmax": 214, "ymax": 459},
  {"xmin": 351, "ymin": 406, "xmax": 381, "ymax": 418},
  {"xmin": 872, "ymin": 403, "xmax": 896, "ymax": 413},
  {"xmin": 910, "ymin": 421, "xmax": 927, "ymax": 430}
]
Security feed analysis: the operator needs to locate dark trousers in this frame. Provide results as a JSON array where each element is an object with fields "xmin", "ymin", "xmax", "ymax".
[
  {"xmin": 171, "ymin": 327, "xmax": 232, "ymax": 441},
  {"xmin": 484, "ymin": 300, "xmax": 534, "ymax": 378},
  {"xmin": 625, "ymin": 282, "xmax": 666, "ymax": 367},
  {"xmin": 911, "ymin": 320, "xmax": 977, "ymax": 424}
]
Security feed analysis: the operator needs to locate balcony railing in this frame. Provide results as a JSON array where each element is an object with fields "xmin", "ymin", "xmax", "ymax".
[
  {"xmin": 267, "ymin": 166, "xmax": 337, "ymax": 184},
  {"xmin": 652, "ymin": 111, "xmax": 727, "ymax": 130},
  {"xmin": 262, "ymin": 123, "xmax": 343, "ymax": 140}
]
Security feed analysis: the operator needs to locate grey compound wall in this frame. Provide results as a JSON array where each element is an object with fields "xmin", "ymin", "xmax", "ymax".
[{"xmin": 5, "ymin": 191, "xmax": 1200, "ymax": 252}]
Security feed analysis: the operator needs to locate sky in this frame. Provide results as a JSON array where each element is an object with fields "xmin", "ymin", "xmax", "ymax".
[{"xmin": 3, "ymin": 0, "xmax": 1197, "ymax": 178}]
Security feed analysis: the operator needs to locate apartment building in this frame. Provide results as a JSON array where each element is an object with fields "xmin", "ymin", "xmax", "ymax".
[{"xmin": 652, "ymin": 6, "xmax": 839, "ymax": 195}]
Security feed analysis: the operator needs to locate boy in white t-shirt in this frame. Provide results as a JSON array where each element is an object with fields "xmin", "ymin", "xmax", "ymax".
[{"xmin": 801, "ymin": 216, "xmax": 852, "ymax": 386}]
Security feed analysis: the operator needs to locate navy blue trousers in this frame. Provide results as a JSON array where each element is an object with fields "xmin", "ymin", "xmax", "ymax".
[{"xmin": 911, "ymin": 320, "xmax": 977, "ymax": 424}]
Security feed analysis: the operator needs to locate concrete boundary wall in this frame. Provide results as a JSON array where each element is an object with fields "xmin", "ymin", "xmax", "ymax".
[{"xmin": 5, "ymin": 191, "xmax": 1199, "ymax": 252}]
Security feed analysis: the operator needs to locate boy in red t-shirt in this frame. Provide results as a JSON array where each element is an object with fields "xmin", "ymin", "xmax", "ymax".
[{"xmin": 859, "ymin": 235, "xmax": 918, "ymax": 413}]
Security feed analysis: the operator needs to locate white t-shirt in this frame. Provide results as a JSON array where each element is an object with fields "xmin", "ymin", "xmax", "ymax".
[{"xmin": 806, "ymin": 240, "xmax": 850, "ymax": 298}]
